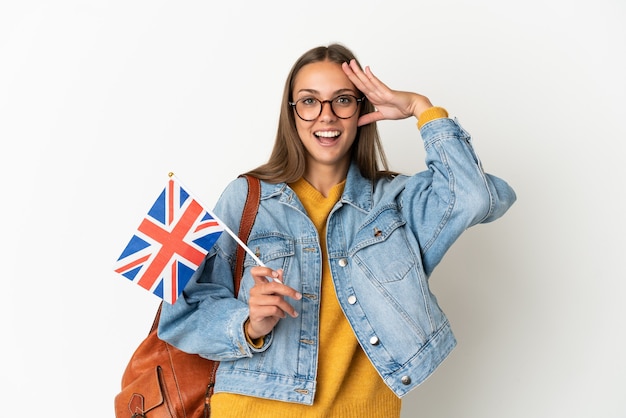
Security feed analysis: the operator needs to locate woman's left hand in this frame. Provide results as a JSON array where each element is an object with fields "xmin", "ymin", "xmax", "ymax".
[{"xmin": 342, "ymin": 59, "xmax": 433, "ymax": 127}]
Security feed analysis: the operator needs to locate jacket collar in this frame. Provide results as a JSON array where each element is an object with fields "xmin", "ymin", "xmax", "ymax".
[
  {"xmin": 340, "ymin": 161, "xmax": 373, "ymax": 213},
  {"xmin": 261, "ymin": 161, "xmax": 374, "ymax": 213}
]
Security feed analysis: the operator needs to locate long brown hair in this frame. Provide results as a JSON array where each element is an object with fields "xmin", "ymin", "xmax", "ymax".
[{"xmin": 245, "ymin": 43, "xmax": 396, "ymax": 183}]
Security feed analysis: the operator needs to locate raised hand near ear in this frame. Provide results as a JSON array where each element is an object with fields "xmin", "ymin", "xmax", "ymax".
[{"xmin": 342, "ymin": 59, "xmax": 434, "ymax": 127}]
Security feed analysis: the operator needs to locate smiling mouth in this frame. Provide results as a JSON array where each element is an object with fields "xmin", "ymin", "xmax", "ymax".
[{"xmin": 314, "ymin": 130, "xmax": 341, "ymax": 139}]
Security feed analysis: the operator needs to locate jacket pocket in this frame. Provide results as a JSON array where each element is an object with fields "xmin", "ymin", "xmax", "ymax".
[
  {"xmin": 245, "ymin": 232, "xmax": 295, "ymax": 266},
  {"xmin": 351, "ymin": 208, "xmax": 416, "ymax": 284},
  {"xmin": 239, "ymin": 233, "xmax": 295, "ymax": 297}
]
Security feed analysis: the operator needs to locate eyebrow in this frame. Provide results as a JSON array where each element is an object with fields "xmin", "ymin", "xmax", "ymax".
[{"xmin": 295, "ymin": 88, "xmax": 358, "ymax": 97}]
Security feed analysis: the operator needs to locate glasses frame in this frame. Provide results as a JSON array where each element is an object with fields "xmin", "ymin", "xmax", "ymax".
[{"xmin": 289, "ymin": 94, "xmax": 366, "ymax": 122}]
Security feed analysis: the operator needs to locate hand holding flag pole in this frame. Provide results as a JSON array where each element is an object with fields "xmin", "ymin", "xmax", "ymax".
[{"xmin": 114, "ymin": 172, "xmax": 276, "ymax": 305}]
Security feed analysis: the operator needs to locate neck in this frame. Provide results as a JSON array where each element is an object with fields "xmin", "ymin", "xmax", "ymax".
[{"xmin": 303, "ymin": 162, "xmax": 349, "ymax": 198}]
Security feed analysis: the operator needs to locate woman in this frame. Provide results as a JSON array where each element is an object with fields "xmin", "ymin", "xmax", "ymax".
[{"xmin": 158, "ymin": 43, "xmax": 516, "ymax": 417}]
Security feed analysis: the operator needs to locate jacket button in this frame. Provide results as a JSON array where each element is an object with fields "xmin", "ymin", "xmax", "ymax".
[
  {"xmin": 347, "ymin": 295, "xmax": 357, "ymax": 305},
  {"xmin": 369, "ymin": 336, "xmax": 379, "ymax": 345},
  {"xmin": 401, "ymin": 376, "xmax": 411, "ymax": 385},
  {"xmin": 338, "ymin": 258, "xmax": 348, "ymax": 267}
]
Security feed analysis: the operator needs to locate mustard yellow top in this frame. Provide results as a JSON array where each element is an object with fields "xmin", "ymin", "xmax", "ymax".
[{"xmin": 417, "ymin": 106, "xmax": 448, "ymax": 129}]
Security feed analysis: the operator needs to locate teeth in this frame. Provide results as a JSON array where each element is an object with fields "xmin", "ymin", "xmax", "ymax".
[{"xmin": 315, "ymin": 131, "xmax": 340, "ymax": 138}]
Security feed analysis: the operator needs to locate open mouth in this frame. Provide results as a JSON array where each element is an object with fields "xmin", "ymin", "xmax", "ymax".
[{"xmin": 314, "ymin": 130, "xmax": 341, "ymax": 144}]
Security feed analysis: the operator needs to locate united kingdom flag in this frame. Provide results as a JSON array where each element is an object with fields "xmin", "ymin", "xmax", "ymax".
[{"xmin": 114, "ymin": 175, "xmax": 224, "ymax": 304}]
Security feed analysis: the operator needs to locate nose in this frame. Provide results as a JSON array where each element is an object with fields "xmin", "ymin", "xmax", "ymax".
[{"xmin": 319, "ymin": 100, "xmax": 336, "ymax": 121}]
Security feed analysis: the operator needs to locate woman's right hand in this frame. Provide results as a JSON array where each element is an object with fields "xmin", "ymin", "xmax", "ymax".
[
  {"xmin": 246, "ymin": 266, "xmax": 302, "ymax": 339},
  {"xmin": 342, "ymin": 59, "xmax": 434, "ymax": 126}
]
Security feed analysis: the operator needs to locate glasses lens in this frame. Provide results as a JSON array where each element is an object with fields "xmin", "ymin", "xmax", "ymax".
[
  {"xmin": 331, "ymin": 95, "xmax": 358, "ymax": 119},
  {"xmin": 295, "ymin": 98, "xmax": 321, "ymax": 121}
]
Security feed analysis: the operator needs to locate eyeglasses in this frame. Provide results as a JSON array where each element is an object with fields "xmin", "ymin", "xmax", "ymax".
[{"xmin": 289, "ymin": 95, "xmax": 365, "ymax": 121}]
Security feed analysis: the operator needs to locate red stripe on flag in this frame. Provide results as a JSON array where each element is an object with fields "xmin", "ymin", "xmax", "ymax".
[
  {"xmin": 195, "ymin": 220, "xmax": 220, "ymax": 232},
  {"xmin": 171, "ymin": 261, "xmax": 177, "ymax": 303},
  {"xmin": 114, "ymin": 254, "xmax": 151, "ymax": 274},
  {"xmin": 168, "ymin": 179, "xmax": 175, "ymax": 225}
]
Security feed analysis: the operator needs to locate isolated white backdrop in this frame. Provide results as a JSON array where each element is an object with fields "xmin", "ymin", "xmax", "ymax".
[{"xmin": 1, "ymin": 1, "xmax": 624, "ymax": 417}]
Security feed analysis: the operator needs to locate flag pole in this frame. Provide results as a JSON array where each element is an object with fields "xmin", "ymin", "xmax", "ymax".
[{"xmin": 168, "ymin": 172, "xmax": 266, "ymax": 268}]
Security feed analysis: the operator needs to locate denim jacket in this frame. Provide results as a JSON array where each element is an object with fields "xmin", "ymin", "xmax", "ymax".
[{"xmin": 158, "ymin": 117, "xmax": 516, "ymax": 404}]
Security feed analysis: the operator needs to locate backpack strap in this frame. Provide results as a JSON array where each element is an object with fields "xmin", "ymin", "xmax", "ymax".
[{"xmin": 234, "ymin": 175, "xmax": 261, "ymax": 297}]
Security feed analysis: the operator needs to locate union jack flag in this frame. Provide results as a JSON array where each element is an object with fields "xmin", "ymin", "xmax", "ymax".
[{"xmin": 114, "ymin": 175, "xmax": 224, "ymax": 304}]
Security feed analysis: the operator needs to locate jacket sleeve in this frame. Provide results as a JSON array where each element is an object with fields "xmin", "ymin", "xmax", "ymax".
[{"xmin": 403, "ymin": 117, "xmax": 517, "ymax": 276}]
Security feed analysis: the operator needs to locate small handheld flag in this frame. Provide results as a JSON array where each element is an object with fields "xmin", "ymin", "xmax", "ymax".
[
  {"xmin": 114, "ymin": 173, "xmax": 227, "ymax": 304},
  {"xmin": 114, "ymin": 173, "xmax": 270, "ymax": 304}
]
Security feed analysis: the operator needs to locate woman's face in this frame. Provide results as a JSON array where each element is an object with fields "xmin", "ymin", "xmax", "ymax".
[{"xmin": 291, "ymin": 60, "xmax": 360, "ymax": 175}]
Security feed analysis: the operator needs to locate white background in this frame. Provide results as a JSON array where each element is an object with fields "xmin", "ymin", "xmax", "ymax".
[{"xmin": 1, "ymin": 1, "xmax": 624, "ymax": 417}]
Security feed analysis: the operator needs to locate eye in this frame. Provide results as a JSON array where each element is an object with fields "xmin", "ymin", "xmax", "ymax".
[
  {"xmin": 300, "ymin": 97, "xmax": 319, "ymax": 107},
  {"xmin": 334, "ymin": 95, "xmax": 354, "ymax": 107}
]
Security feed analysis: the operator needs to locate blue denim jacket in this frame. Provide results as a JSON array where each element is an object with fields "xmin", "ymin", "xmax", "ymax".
[{"xmin": 158, "ymin": 117, "xmax": 516, "ymax": 404}]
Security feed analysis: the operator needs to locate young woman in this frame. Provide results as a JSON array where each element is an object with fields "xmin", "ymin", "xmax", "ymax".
[{"xmin": 158, "ymin": 43, "xmax": 516, "ymax": 417}]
